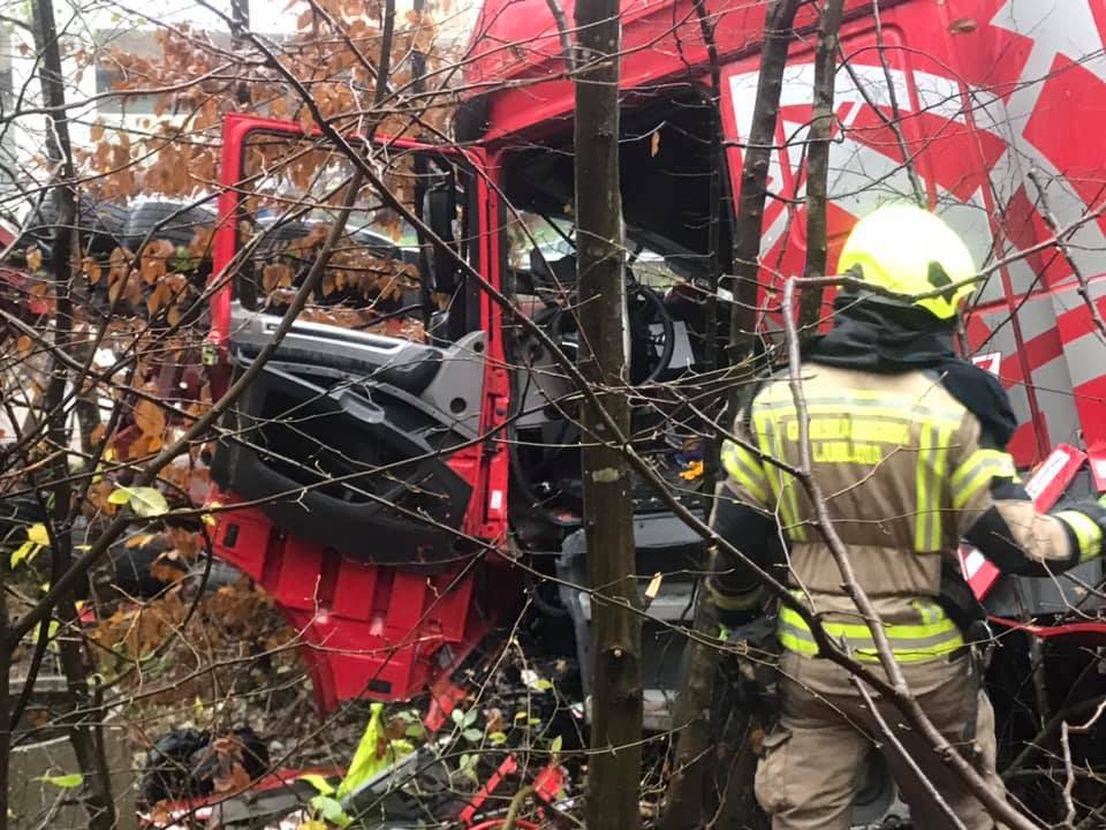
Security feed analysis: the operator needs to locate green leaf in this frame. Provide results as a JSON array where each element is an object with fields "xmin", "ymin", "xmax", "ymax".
[
  {"xmin": 26, "ymin": 523, "xmax": 49, "ymax": 546},
  {"xmin": 32, "ymin": 619, "xmax": 60, "ymax": 645},
  {"xmin": 10, "ymin": 541, "xmax": 40, "ymax": 568},
  {"xmin": 549, "ymin": 735, "xmax": 563, "ymax": 755},
  {"xmin": 462, "ymin": 728, "xmax": 483, "ymax": 744},
  {"xmin": 462, "ymin": 709, "xmax": 478, "ymax": 728},
  {"xmin": 36, "ymin": 773, "xmax": 83, "ymax": 788},
  {"xmin": 106, "ymin": 488, "xmax": 131, "ymax": 505},
  {"xmin": 125, "ymin": 487, "xmax": 170, "ymax": 517},
  {"xmin": 298, "ymin": 773, "xmax": 334, "ymax": 796},
  {"xmin": 450, "ymin": 708, "xmax": 465, "ymax": 727},
  {"xmin": 310, "ymin": 794, "xmax": 351, "ymax": 827},
  {"xmin": 534, "ymin": 679, "xmax": 553, "ymax": 691},
  {"xmin": 457, "ymin": 753, "xmax": 480, "ymax": 782},
  {"xmin": 108, "ymin": 486, "xmax": 169, "ymax": 517},
  {"xmin": 389, "ymin": 739, "xmax": 414, "ymax": 756},
  {"xmin": 488, "ymin": 731, "xmax": 508, "ymax": 746},
  {"xmin": 404, "ymin": 723, "xmax": 426, "ymax": 739}
]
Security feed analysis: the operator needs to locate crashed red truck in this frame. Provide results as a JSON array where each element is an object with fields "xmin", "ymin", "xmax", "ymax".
[{"xmin": 189, "ymin": 0, "xmax": 1106, "ymax": 824}]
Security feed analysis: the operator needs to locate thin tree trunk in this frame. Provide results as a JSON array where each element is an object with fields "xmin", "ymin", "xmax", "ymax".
[
  {"xmin": 29, "ymin": 0, "xmax": 116, "ymax": 826},
  {"xmin": 798, "ymin": 0, "xmax": 845, "ymax": 331},
  {"xmin": 573, "ymin": 0, "xmax": 643, "ymax": 827},
  {"xmin": 230, "ymin": 0, "xmax": 251, "ymax": 104},
  {"xmin": 659, "ymin": 593, "xmax": 721, "ymax": 829},
  {"xmin": 727, "ymin": 0, "xmax": 802, "ymax": 363},
  {"xmin": 0, "ymin": 587, "xmax": 9, "ymax": 830}
]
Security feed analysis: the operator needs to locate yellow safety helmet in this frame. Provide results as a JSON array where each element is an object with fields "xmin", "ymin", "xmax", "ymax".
[{"xmin": 837, "ymin": 203, "xmax": 977, "ymax": 320}]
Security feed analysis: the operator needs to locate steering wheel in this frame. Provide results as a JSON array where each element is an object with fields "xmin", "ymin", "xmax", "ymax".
[{"xmin": 546, "ymin": 277, "xmax": 676, "ymax": 384}]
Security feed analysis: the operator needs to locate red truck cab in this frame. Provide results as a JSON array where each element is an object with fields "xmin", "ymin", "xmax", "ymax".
[{"xmin": 204, "ymin": 0, "xmax": 1106, "ymax": 753}]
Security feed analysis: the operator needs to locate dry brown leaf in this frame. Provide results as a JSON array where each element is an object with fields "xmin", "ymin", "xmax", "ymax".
[
  {"xmin": 134, "ymin": 399, "xmax": 167, "ymax": 439},
  {"xmin": 84, "ymin": 257, "xmax": 103, "ymax": 285},
  {"xmin": 149, "ymin": 558, "xmax": 185, "ymax": 585},
  {"xmin": 213, "ymin": 762, "xmax": 251, "ymax": 794},
  {"xmin": 262, "ymin": 263, "xmax": 293, "ymax": 292}
]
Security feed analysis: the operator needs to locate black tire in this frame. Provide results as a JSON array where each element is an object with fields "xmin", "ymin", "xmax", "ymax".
[
  {"xmin": 140, "ymin": 726, "xmax": 269, "ymax": 806},
  {"xmin": 106, "ymin": 534, "xmax": 184, "ymax": 599},
  {"xmin": 139, "ymin": 728, "xmax": 208, "ymax": 805},
  {"xmin": 124, "ymin": 200, "xmax": 217, "ymax": 253},
  {"xmin": 26, "ymin": 193, "xmax": 128, "ymax": 260}
]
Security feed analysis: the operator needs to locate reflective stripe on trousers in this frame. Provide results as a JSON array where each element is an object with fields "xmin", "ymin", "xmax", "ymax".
[{"xmin": 777, "ymin": 604, "xmax": 964, "ymax": 663}]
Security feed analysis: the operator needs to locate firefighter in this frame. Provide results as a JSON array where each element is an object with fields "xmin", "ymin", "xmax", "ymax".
[{"xmin": 708, "ymin": 203, "xmax": 1106, "ymax": 829}]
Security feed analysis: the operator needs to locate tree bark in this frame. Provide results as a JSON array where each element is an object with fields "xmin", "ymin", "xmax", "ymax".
[
  {"xmin": 28, "ymin": 1, "xmax": 117, "ymax": 826},
  {"xmin": 573, "ymin": 1, "xmax": 643, "ymax": 828},
  {"xmin": 659, "ymin": 593, "xmax": 721, "ymax": 829},
  {"xmin": 230, "ymin": 0, "xmax": 251, "ymax": 104},
  {"xmin": 0, "ymin": 588, "xmax": 9, "ymax": 830},
  {"xmin": 727, "ymin": 0, "xmax": 802, "ymax": 362},
  {"xmin": 798, "ymin": 0, "xmax": 845, "ymax": 331}
]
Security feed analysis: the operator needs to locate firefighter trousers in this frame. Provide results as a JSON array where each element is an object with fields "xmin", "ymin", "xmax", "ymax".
[{"xmin": 754, "ymin": 651, "xmax": 1007, "ymax": 830}]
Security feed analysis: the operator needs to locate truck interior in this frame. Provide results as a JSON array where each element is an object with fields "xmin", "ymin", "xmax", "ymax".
[{"xmin": 500, "ymin": 92, "xmax": 725, "ymax": 537}]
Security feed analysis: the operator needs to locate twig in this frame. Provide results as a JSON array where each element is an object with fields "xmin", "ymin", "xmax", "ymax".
[
  {"xmin": 853, "ymin": 676, "xmax": 968, "ymax": 830},
  {"xmin": 798, "ymin": 0, "xmax": 845, "ymax": 330},
  {"xmin": 502, "ymin": 785, "xmax": 535, "ymax": 830},
  {"xmin": 1060, "ymin": 699, "xmax": 1106, "ymax": 828},
  {"xmin": 543, "ymin": 0, "xmax": 576, "ymax": 73},
  {"xmin": 870, "ymin": 0, "xmax": 924, "ymax": 205},
  {"xmin": 727, "ymin": 0, "xmax": 802, "ymax": 363},
  {"xmin": 1060, "ymin": 720, "xmax": 1077, "ymax": 828},
  {"xmin": 1026, "ymin": 168, "xmax": 1106, "ymax": 342}
]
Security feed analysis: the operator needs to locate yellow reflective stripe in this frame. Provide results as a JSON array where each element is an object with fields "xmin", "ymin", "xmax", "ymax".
[
  {"xmin": 778, "ymin": 606, "xmax": 960, "ymax": 642},
  {"xmin": 915, "ymin": 423, "xmax": 933, "ymax": 551},
  {"xmin": 933, "ymin": 427, "xmax": 950, "ymax": 547},
  {"xmin": 777, "ymin": 606, "xmax": 964, "ymax": 663},
  {"xmin": 778, "ymin": 629, "xmax": 818, "ymax": 657},
  {"xmin": 720, "ymin": 440, "xmax": 769, "ymax": 505},
  {"xmin": 779, "ymin": 455, "xmax": 808, "ymax": 543},
  {"xmin": 747, "ymin": 413, "xmax": 809, "ymax": 542},
  {"xmin": 950, "ymin": 449, "xmax": 1017, "ymax": 510},
  {"xmin": 767, "ymin": 416, "xmax": 808, "ymax": 542},
  {"xmin": 913, "ymin": 424, "xmax": 951, "ymax": 551},
  {"xmin": 707, "ymin": 582, "xmax": 762, "ymax": 611},
  {"xmin": 1056, "ymin": 510, "xmax": 1102, "ymax": 563},
  {"xmin": 752, "ymin": 412, "xmax": 795, "ymax": 537}
]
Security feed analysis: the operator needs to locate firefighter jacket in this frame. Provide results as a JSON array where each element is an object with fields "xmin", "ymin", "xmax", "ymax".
[{"xmin": 708, "ymin": 298, "xmax": 1106, "ymax": 665}]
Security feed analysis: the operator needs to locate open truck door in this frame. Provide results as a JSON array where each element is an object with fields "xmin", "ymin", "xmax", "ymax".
[{"xmin": 203, "ymin": 114, "xmax": 511, "ymax": 713}]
